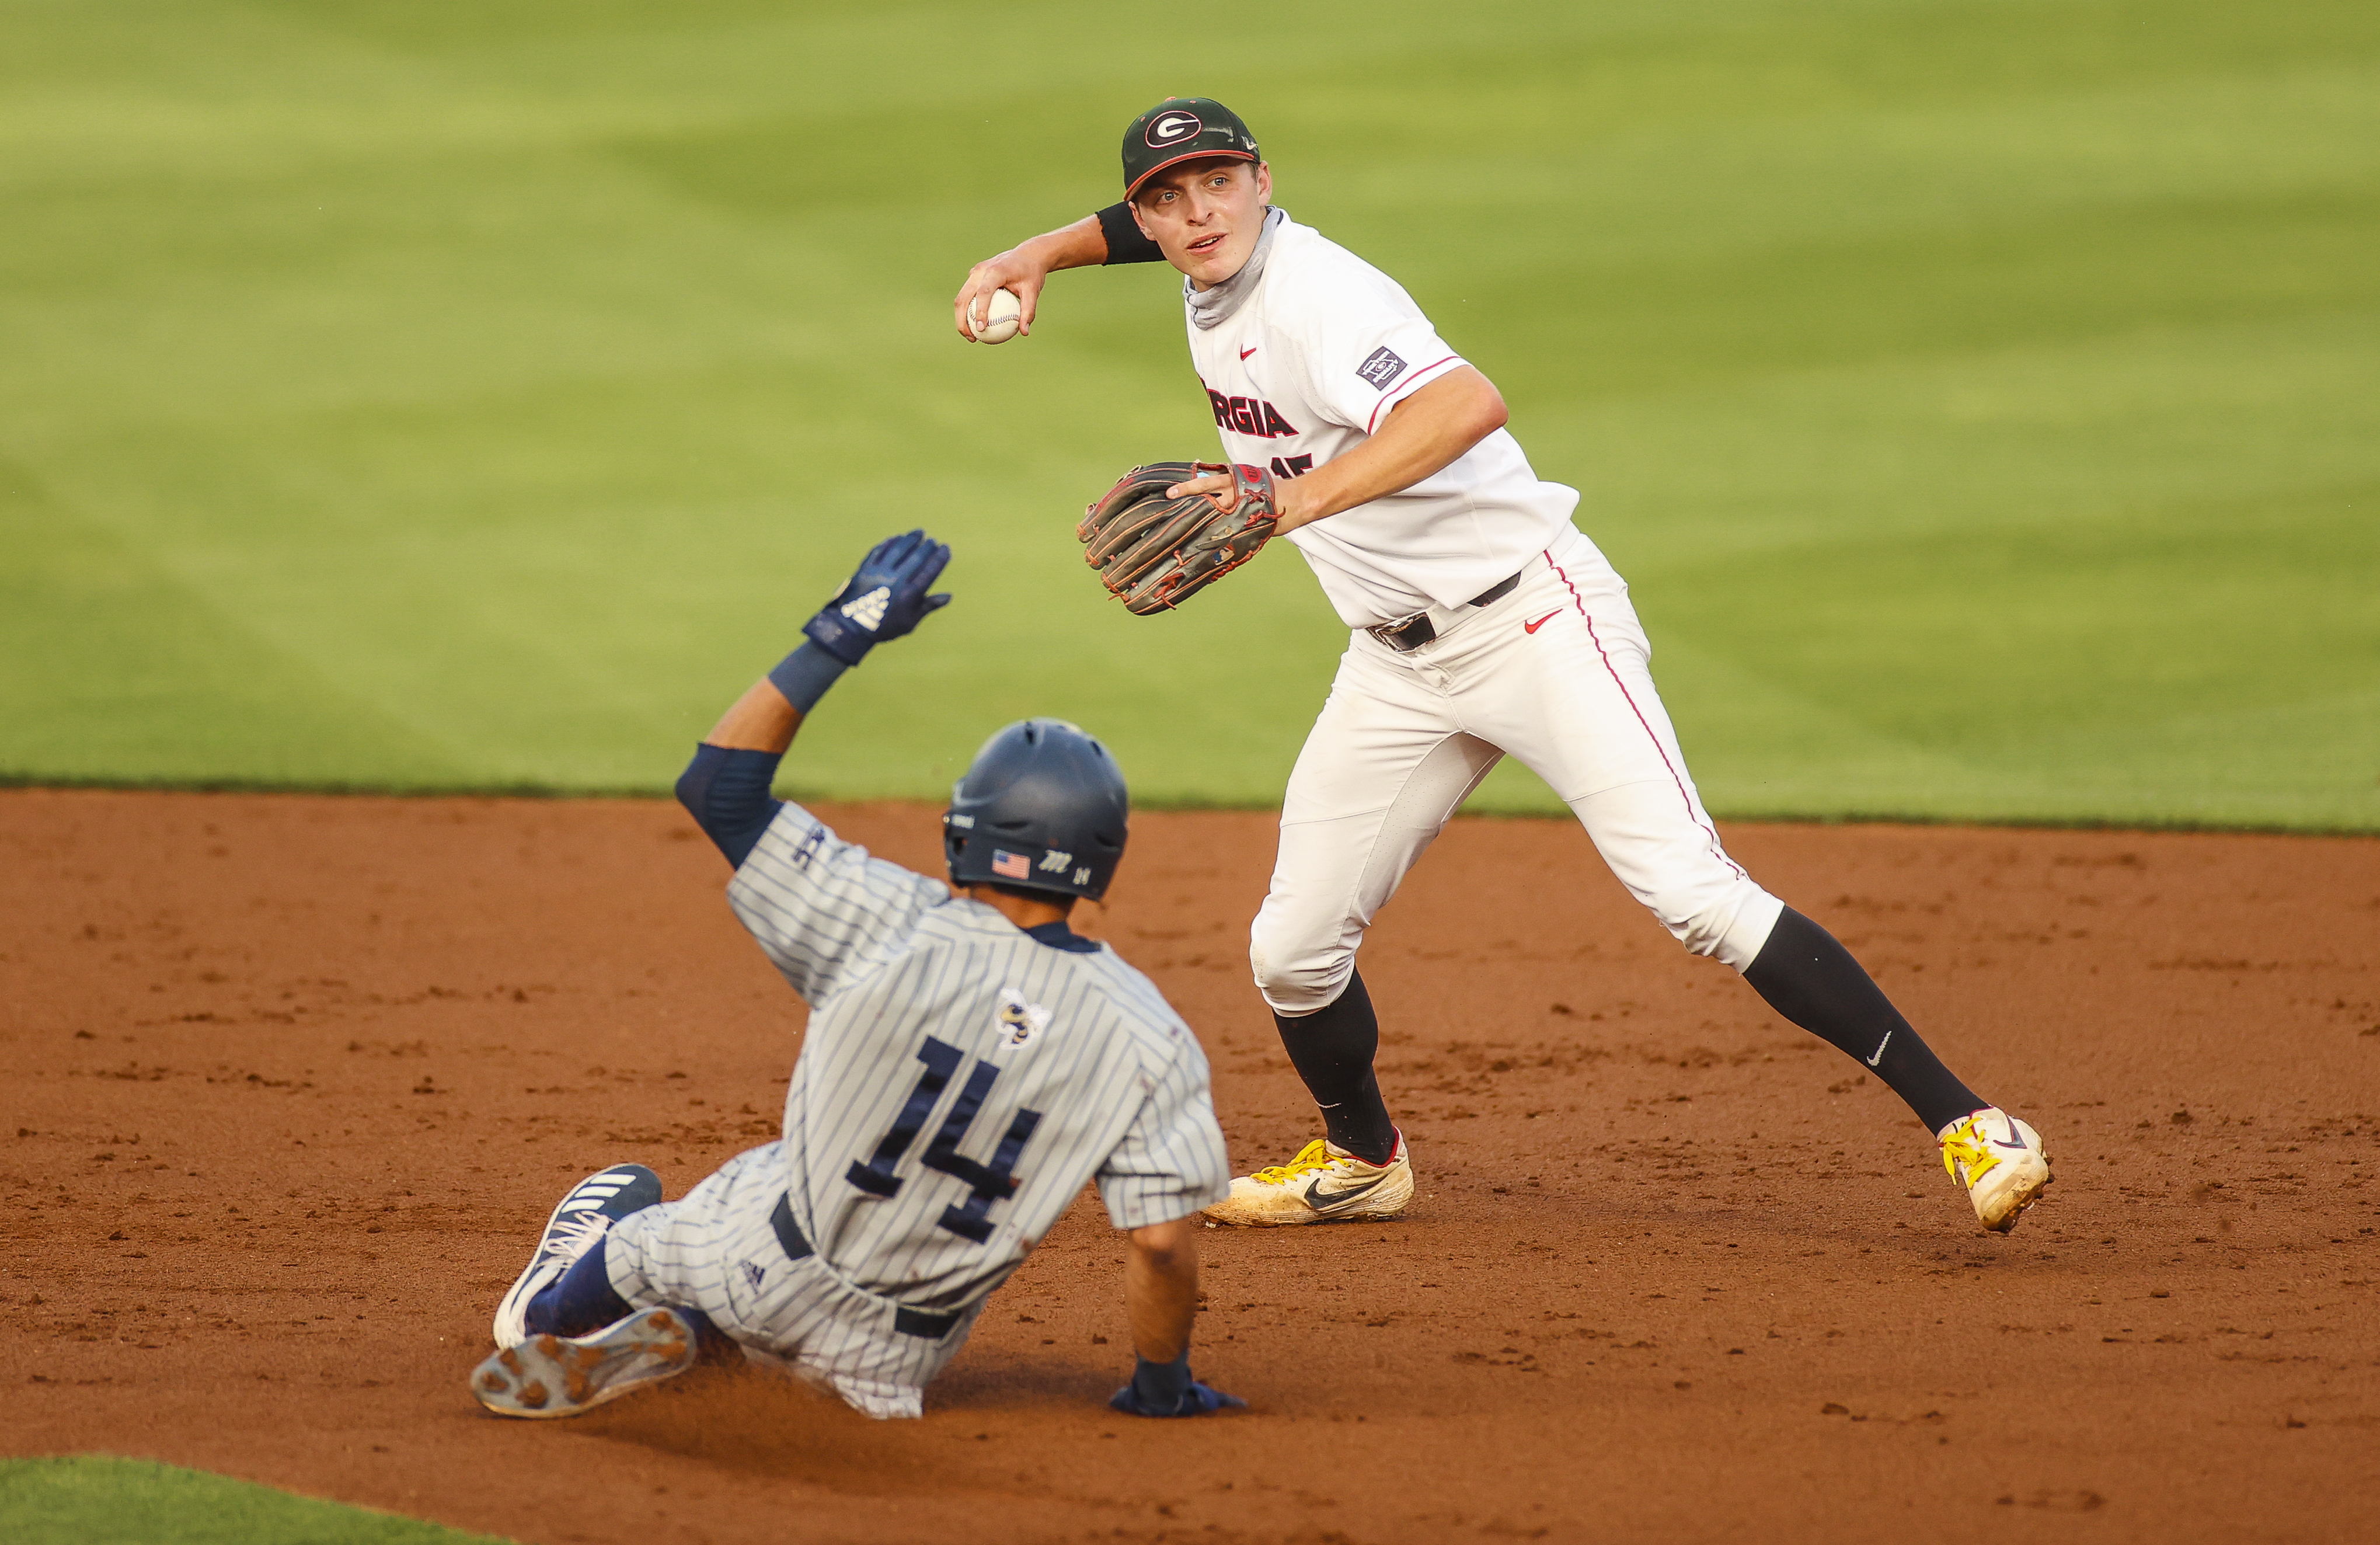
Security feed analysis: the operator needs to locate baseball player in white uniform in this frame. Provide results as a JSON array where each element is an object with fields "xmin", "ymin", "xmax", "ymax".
[
  {"xmin": 468, "ymin": 532, "xmax": 1242, "ymax": 1422},
  {"xmin": 955, "ymin": 99, "xmax": 2054, "ymax": 1236}
]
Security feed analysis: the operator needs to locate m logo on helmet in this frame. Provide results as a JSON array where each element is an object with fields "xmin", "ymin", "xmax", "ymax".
[{"xmin": 1145, "ymin": 110, "xmax": 1203, "ymax": 147}]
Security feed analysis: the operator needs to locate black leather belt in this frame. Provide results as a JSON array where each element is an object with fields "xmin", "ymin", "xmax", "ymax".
[
  {"xmin": 769, "ymin": 1193, "xmax": 958, "ymax": 1340},
  {"xmin": 768, "ymin": 1193, "xmax": 814, "ymax": 1261},
  {"xmin": 1365, "ymin": 570, "xmax": 1524, "ymax": 653}
]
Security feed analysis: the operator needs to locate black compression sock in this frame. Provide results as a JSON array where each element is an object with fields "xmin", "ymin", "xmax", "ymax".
[
  {"xmin": 1274, "ymin": 968, "xmax": 1399, "ymax": 1164},
  {"xmin": 1742, "ymin": 908, "xmax": 1984, "ymax": 1134}
]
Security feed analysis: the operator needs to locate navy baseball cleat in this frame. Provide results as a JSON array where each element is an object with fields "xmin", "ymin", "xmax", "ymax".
[
  {"xmin": 491, "ymin": 1164, "xmax": 661, "ymax": 1350},
  {"xmin": 471, "ymin": 1307, "xmax": 698, "ymax": 1419}
]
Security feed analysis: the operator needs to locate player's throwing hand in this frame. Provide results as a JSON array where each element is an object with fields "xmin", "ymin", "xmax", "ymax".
[{"xmin": 954, "ymin": 247, "xmax": 1053, "ymax": 342}]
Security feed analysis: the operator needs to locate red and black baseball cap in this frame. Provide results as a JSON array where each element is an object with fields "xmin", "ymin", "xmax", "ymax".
[{"xmin": 1121, "ymin": 98, "xmax": 1260, "ymax": 199}]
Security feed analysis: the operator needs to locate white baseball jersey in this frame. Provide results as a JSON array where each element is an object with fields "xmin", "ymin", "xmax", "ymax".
[
  {"xmin": 1179, "ymin": 222, "xmax": 1790, "ymax": 1022},
  {"xmin": 1187, "ymin": 214, "xmax": 1578, "ymax": 627},
  {"xmin": 723, "ymin": 803, "xmax": 1229, "ymax": 1311}
]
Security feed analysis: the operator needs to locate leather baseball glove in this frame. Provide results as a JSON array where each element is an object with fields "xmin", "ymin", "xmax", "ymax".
[{"xmin": 1078, "ymin": 461, "xmax": 1278, "ymax": 615}]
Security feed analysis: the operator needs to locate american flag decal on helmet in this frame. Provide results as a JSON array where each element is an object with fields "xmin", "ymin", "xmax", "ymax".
[{"xmin": 991, "ymin": 850, "xmax": 1031, "ymax": 880}]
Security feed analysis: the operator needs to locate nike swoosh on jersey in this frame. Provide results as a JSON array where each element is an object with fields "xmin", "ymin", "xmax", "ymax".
[
  {"xmin": 1523, "ymin": 611, "xmax": 1560, "ymax": 634},
  {"xmin": 1239, "ymin": 347, "xmax": 1257, "ymax": 360}
]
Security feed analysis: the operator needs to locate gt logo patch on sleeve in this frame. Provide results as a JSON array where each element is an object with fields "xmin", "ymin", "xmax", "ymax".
[{"xmin": 1357, "ymin": 346, "xmax": 1409, "ymax": 391}]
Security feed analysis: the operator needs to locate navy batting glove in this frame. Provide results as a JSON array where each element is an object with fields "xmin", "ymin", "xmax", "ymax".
[
  {"xmin": 801, "ymin": 530, "xmax": 954, "ymax": 666},
  {"xmin": 1109, "ymin": 1353, "xmax": 1245, "ymax": 1418}
]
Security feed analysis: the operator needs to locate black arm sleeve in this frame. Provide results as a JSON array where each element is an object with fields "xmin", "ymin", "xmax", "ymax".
[
  {"xmin": 1096, "ymin": 203, "xmax": 1165, "ymax": 266},
  {"xmin": 674, "ymin": 743, "xmax": 786, "ymax": 869}
]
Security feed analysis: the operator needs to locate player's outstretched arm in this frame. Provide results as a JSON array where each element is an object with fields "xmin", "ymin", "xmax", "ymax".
[
  {"xmin": 676, "ymin": 531, "xmax": 951, "ymax": 867},
  {"xmin": 1169, "ymin": 365, "xmax": 1510, "ymax": 535},
  {"xmin": 952, "ymin": 216, "xmax": 1111, "ymax": 342},
  {"xmin": 1110, "ymin": 1216, "xmax": 1244, "ymax": 1417}
]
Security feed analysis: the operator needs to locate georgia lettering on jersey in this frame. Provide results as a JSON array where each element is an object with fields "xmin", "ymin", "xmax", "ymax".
[{"xmin": 1184, "ymin": 214, "xmax": 1578, "ymax": 628}]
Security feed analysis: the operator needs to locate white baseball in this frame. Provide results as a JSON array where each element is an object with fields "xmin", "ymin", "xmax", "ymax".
[{"xmin": 973, "ymin": 287, "xmax": 1022, "ymax": 345}]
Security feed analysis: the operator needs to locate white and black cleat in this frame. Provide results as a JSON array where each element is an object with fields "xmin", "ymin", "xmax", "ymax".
[
  {"xmin": 471, "ymin": 1307, "xmax": 698, "ymax": 1419},
  {"xmin": 491, "ymin": 1164, "xmax": 663, "ymax": 1349}
]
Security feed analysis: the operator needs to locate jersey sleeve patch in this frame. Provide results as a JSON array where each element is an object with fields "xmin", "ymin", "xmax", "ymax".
[
  {"xmin": 1294, "ymin": 294, "xmax": 1462, "ymax": 434},
  {"xmin": 1356, "ymin": 346, "xmax": 1410, "ymax": 391}
]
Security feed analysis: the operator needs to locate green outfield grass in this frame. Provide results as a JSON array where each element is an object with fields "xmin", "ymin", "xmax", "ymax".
[
  {"xmin": 0, "ymin": 1457, "xmax": 510, "ymax": 1544},
  {"xmin": 2, "ymin": 0, "xmax": 2374, "ymax": 827}
]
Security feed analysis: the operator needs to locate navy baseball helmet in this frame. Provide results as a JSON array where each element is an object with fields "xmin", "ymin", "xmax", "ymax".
[{"xmin": 944, "ymin": 719, "xmax": 1129, "ymax": 902}]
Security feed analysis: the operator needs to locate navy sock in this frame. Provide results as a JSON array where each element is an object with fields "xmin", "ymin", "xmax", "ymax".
[
  {"xmin": 1127, "ymin": 1350, "xmax": 1193, "ymax": 1411},
  {"xmin": 524, "ymin": 1237, "xmax": 634, "ymax": 1338},
  {"xmin": 1743, "ymin": 907, "xmax": 1983, "ymax": 1133},
  {"xmin": 1274, "ymin": 968, "xmax": 1398, "ymax": 1165},
  {"xmin": 524, "ymin": 1236, "xmax": 724, "ymax": 1349}
]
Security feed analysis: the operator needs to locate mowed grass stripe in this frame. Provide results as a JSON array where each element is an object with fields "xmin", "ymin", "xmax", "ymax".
[
  {"xmin": 0, "ymin": 1, "xmax": 2371, "ymax": 823},
  {"xmin": 0, "ymin": 1456, "xmax": 514, "ymax": 1545},
  {"xmin": 0, "ymin": 455, "xmax": 471, "ymax": 789}
]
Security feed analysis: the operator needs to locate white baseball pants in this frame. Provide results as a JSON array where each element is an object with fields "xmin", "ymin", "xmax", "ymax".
[
  {"xmin": 1252, "ymin": 525, "xmax": 1785, "ymax": 1015},
  {"xmin": 602, "ymin": 1142, "xmax": 985, "ymax": 1420}
]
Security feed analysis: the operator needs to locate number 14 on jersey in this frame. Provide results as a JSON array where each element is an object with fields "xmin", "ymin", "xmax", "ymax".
[{"xmin": 846, "ymin": 1037, "xmax": 1044, "ymax": 1243}]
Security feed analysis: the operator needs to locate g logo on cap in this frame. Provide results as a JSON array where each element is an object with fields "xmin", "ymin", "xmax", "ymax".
[{"xmin": 1145, "ymin": 110, "xmax": 1203, "ymax": 147}]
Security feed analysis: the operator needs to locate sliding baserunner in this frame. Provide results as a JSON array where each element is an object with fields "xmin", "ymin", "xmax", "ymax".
[{"xmin": 469, "ymin": 531, "xmax": 1242, "ymax": 1420}]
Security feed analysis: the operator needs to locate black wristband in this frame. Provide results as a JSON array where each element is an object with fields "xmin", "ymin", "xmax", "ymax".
[
  {"xmin": 1128, "ymin": 1351, "xmax": 1193, "ymax": 1412},
  {"xmin": 1096, "ymin": 203, "xmax": 1165, "ymax": 266}
]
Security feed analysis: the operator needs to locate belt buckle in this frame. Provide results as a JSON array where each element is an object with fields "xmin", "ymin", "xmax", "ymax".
[{"xmin": 1367, "ymin": 608, "xmax": 1433, "ymax": 653}]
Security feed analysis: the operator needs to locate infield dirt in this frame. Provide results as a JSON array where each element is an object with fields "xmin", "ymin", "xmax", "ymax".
[{"xmin": 4, "ymin": 789, "xmax": 2375, "ymax": 1544}]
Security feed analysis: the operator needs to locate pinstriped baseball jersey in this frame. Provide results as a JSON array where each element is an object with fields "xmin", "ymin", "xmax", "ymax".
[{"xmin": 727, "ymin": 803, "xmax": 1229, "ymax": 1310}]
